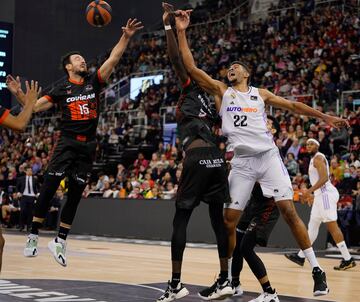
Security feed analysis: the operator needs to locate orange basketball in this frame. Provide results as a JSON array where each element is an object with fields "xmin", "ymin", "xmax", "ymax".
[{"xmin": 86, "ymin": 0, "xmax": 112, "ymax": 27}]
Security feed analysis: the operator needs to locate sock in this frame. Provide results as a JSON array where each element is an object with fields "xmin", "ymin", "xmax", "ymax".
[
  {"xmin": 336, "ymin": 241, "xmax": 351, "ymax": 261},
  {"xmin": 30, "ymin": 221, "xmax": 43, "ymax": 235},
  {"xmin": 227, "ymin": 258, "xmax": 232, "ymax": 280},
  {"xmin": 232, "ymin": 277, "xmax": 240, "ymax": 287},
  {"xmin": 303, "ymin": 247, "xmax": 321, "ymax": 269},
  {"xmin": 219, "ymin": 270, "xmax": 228, "ymax": 283},
  {"xmin": 297, "ymin": 250, "xmax": 305, "ymax": 258},
  {"xmin": 58, "ymin": 226, "xmax": 70, "ymax": 241},
  {"xmin": 171, "ymin": 272, "xmax": 181, "ymax": 288},
  {"xmin": 261, "ymin": 281, "xmax": 275, "ymax": 294}
]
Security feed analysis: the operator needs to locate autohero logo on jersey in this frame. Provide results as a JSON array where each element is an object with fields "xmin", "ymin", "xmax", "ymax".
[
  {"xmin": 199, "ymin": 158, "xmax": 224, "ymax": 168},
  {"xmin": 226, "ymin": 106, "xmax": 258, "ymax": 113},
  {"xmin": 66, "ymin": 93, "xmax": 96, "ymax": 103}
]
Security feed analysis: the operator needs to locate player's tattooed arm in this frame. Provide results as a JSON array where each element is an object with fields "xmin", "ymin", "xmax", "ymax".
[
  {"xmin": 259, "ymin": 88, "xmax": 349, "ymax": 129},
  {"xmin": 1, "ymin": 80, "xmax": 40, "ymax": 131},
  {"xmin": 6, "ymin": 75, "xmax": 52, "ymax": 113},
  {"xmin": 99, "ymin": 18, "xmax": 144, "ymax": 82},
  {"xmin": 175, "ymin": 10, "xmax": 226, "ymax": 99},
  {"xmin": 163, "ymin": 3, "xmax": 189, "ymax": 84}
]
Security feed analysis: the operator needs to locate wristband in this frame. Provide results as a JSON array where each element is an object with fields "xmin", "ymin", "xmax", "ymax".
[{"xmin": 164, "ymin": 24, "xmax": 172, "ymax": 31}]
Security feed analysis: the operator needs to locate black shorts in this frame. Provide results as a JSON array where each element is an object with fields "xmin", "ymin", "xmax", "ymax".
[
  {"xmin": 176, "ymin": 146, "xmax": 231, "ymax": 209},
  {"xmin": 237, "ymin": 197, "xmax": 279, "ymax": 247},
  {"xmin": 47, "ymin": 135, "xmax": 97, "ymax": 181}
]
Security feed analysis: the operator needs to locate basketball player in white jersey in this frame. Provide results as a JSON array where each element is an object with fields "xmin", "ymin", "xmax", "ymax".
[
  {"xmin": 174, "ymin": 10, "xmax": 349, "ymax": 297},
  {"xmin": 285, "ymin": 139, "xmax": 356, "ymax": 271}
]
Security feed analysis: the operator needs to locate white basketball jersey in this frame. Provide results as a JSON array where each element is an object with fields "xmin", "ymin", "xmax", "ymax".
[
  {"xmin": 219, "ymin": 86, "xmax": 275, "ymax": 156},
  {"xmin": 309, "ymin": 152, "xmax": 338, "ymax": 196}
]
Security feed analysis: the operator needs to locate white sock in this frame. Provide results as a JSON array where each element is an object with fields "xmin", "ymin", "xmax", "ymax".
[
  {"xmin": 303, "ymin": 247, "xmax": 321, "ymax": 269},
  {"xmin": 336, "ymin": 241, "xmax": 351, "ymax": 261},
  {"xmin": 297, "ymin": 250, "xmax": 305, "ymax": 258},
  {"xmin": 56, "ymin": 237, "xmax": 66, "ymax": 244},
  {"xmin": 228, "ymin": 258, "xmax": 232, "ymax": 280}
]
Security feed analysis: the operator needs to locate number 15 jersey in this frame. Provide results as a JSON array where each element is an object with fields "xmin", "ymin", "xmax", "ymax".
[
  {"xmin": 43, "ymin": 70, "xmax": 105, "ymax": 139},
  {"xmin": 219, "ymin": 86, "xmax": 275, "ymax": 157}
]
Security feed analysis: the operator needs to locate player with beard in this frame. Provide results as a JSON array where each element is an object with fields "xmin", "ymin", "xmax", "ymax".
[
  {"xmin": 0, "ymin": 80, "xmax": 40, "ymax": 272},
  {"xmin": 174, "ymin": 10, "xmax": 349, "ymax": 297},
  {"xmin": 285, "ymin": 139, "xmax": 356, "ymax": 271},
  {"xmin": 6, "ymin": 18, "xmax": 143, "ymax": 267}
]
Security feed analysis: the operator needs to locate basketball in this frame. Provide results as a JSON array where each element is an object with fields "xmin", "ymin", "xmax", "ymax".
[{"xmin": 86, "ymin": 0, "xmax": 112, "ymax": 27}]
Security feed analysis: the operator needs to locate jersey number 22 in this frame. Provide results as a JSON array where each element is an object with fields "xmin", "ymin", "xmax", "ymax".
[{"xmin": 233, "ymin": 115, "xmax": 248, "ymax": 127}]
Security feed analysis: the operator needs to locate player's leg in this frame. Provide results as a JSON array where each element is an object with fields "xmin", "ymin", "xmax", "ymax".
[
  {"xmin": 24, "ymin": 174, "xmax": 62, "ymax": 257},
  {"xmin": 285, "ymin": 207, "xmax": 322, "ymax": 266},
  {"xmin": 231, "ymin": 230, "xmax": 245, "ymax": 296},
  {"xmin": 327, "ymin": 221, "xmax": 356, "ymax": 270},
  {"xmin": 260, "ymin": 148, "xmax": 328, "ymax": 296},
  {"xmin": 156, "ymin": 207, "xmax": 193, "ymax": 302},
  {"xmin": 224, "ymin": 158, "xmax": 255, "ymax": 259},
  {"xmin": 0, "ymin": 226, "xmax": 4, "ymax": 272},
  {"xmin": 240, "ymin": 227, "xmax": 279, "ymax": 302},
  {"xmin": 24, "ymin": 137, "xmax": 69, "ymax": 257}
]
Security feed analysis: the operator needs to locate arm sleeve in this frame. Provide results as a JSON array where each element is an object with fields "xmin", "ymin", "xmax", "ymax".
[{"xmin": 0, "ymin": 106, "xmax": 10, "ymax": 125}]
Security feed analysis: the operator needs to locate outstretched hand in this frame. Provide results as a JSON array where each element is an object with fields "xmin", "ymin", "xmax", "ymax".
[
  {"xmin": 6, "ymin": 75, "xmax": 24, "ymax": 96},
  {"xmin": 162, "ymin": 2, "xmax": 174, "ymax": 24},
  {"xmin": 323, "ymin": 114, "xmax": 349, "ymax": 129},
  {"xmin": 122, "ymin": 18, "xmax": 144, "ymax": 38},
  {"xmin": 25, "ymin": 80, "xmax": 42, "ymax": 105},
  {"xmin": 175, "ymin": 9, "xmax": 192, "ymax": 31}
]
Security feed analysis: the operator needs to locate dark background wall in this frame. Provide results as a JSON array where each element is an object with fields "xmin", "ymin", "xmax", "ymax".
[
  {"xmin": 0, "ymin": 0, "xmax": 15, "ymax": 23},
  {"xmin": 12, "ymin": 0, "xmax": 189, "ymax": 87},
  {"xmin": 71, "ymin": 198, "xmax": 329, "ymax": 249}
]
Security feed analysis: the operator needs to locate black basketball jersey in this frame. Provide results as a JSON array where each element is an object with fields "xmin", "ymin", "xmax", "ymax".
[
  {"xmin": 44, "ymin": 70, "xmax": 105, "ymax": 140},
  {"xmin": 0, "ymin": 106, "xmax": 9, "ymax": 125},
  {"xmin": 176, "ymin": 78, "xmax": 219, "ymax": 148}
]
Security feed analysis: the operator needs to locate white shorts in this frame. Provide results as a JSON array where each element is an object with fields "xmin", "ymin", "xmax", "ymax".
[
  {"xmin": 225, "ymin": 147, "xmax": 293, "ymax": 211},
  {"xmin": 310, "ymin": 190, "xmax": 339, "ymax": 223}
]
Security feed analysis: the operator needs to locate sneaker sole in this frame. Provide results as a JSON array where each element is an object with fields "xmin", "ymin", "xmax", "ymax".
[
  {"xmin": 314, "ymin": 288, "xmax": 329, "ymax": 296},
  {"xmin": 334, "ymin": 262, "xmax": 356, "ymax": 271},
  {"xmin": 174, "ymin": 288, "xmax": 189, "ymax": 300},
  {"xmin": 48, "ymin": 241, "xmax": 67, "ymax": 267},
  {"xmin": 284, "ymin": 254, "xmax": 304, "ymax": 267},
  {"xmin": 24, "ymin": 249, "xmax": 38, "ymax": 257},
  {"xmin": 198, "ymin": 289, "xmax": 235, "ymax": 301}
]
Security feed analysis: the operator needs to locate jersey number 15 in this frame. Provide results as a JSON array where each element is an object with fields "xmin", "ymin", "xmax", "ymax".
[{"xmin": 233, "ymin": 115, "xmax": 248, "ymax": 127}]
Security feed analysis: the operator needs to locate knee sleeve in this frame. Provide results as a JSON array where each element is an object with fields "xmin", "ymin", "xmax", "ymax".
[
  {"xmin": 60, "ymin": 176, "xmax": 87, "ymax": 226},
  {"xmin": 34, "ymin": 175, "xmax": 62, "ymax": 219},
  {"xmin": 209, "ymin": 203, "xmax": 228, "ymax": 259},
  {"xmin": 171, "ymin": 208, "xmax": 193, "ymax": 261},
  {"xmin": 240, "ymin": 228, "xmax": 267, "ymax": 280}
]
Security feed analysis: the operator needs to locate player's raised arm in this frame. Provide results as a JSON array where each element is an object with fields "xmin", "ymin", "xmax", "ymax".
[
  {"xmin": 163, "ymin": 3, "xmax": 188, "ymax": 84},
  {"xmin": 1, "ymin": 80, "xmax": 41, "ymax": 131},
  {"xmin": 175, "ymin": 11, "xmax": 226, "ymax": 98},
  {"xmin": 99, "ymin": 18, "xmax": 144, "ymax": 82},
  {"xmin": 259, "ymin": 88, "xmax": 349, "ymax": 129},
  {"xmin": 6, "ymin": 75, "xmax": 53, "ymax": 113}
]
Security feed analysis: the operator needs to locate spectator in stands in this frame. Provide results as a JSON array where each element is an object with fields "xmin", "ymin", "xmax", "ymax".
[
  {"xmin": 285, "ymin": 153, "xmax": 299, "ymax": 176},
  {"xmin": 286, "ymin": 138, "xmax": 301, "ymax": 160},
  {"xmin": 95, "ymin": 172, "xmax": 109, "ymax": 192},
  {"xmin": 44, "ymin": 189, "xmax": 62, "ymax": 230},
  {"xmin": 330, "ymin": 127, "xmax": 349, "ymax": 155},
  {"xmin": 149, "ymin": 153, "xmax": 160, "ymax": 170},
  {"xmin": 350, "ymin": 136, "xmax": 359, "ymax": 153},
  {"xmin": 108, "ymin": 129, "xmax": 119, "ymax": 144},
  {"xmin": 133, "ymin": 153, "xmax": 149, "ymax": 170},
  {"xmin": 330, "ymin": 158, "xmax": 344, "ymax": 183},
  {"xmin": 128, "ymin": 186, "xmax": 144, "ymax": 199},
  {"xmin": 318, "ymin": 130, "xmax": 332, "ymax": 158},
  {"xmin": 337, "ymin": 168, "xmax": 357, "ymax": 196}
]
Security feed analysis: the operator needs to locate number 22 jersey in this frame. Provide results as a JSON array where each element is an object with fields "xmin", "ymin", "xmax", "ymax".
[
  {"xmin": 219, "ymin": 86, "xmax": 275, "ymax": 157},
  {"xmin": 43, "ymin": 70, "xmax": 105, "ymax": 139}
]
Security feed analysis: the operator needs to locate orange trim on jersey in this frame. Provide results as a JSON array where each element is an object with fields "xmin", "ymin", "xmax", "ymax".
[
  {"xmin": 68, "ymin": 78, "xmax": 84, "ymax": 85},
  {"xmin": 0, "ymin": 109, "xmax": 10, "ymax": 125},
  {"xmin": 182, "ymin": 77, "xmax": 191, "ymax": 88},
  {"xmin": 97, "ymin": 69, "xmax": 105, "ymax": 84},
  {"xmin": 43, "ymin": 95, "xmax": 54, "ymax": 103}
]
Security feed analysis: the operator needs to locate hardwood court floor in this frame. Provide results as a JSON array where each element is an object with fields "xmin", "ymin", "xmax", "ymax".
[{"xmin": 2, "ymin": 233, "xmax": 359, "ymax": 302}]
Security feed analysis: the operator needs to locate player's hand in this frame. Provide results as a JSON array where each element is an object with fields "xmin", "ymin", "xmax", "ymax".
[
  {"xmin": 323, "ymin": 114, "xmax": 349, "ymax": 129},
  {"xmin": 306, "ymin": 194, "xmax": 314, "ymax": 206},
  {"xmin": 122, "ymin": 18, "xmax": 144, "ymax": 38},
  {"xmin": 6, "ymin": 75, "xmax": 24, "ymax": 97},
  {"xmin": 162, "ymin": 2, "xmax": 174, "ymax": 25},
  {"xmin": 175, "ymin": 9, "xmax": 192, "ymax": 31},
  {"xmin": 24, "ymin": 80, "xmax": 41, "ymax": 105}
]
